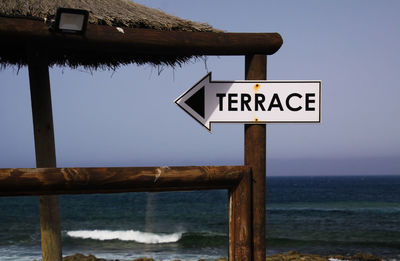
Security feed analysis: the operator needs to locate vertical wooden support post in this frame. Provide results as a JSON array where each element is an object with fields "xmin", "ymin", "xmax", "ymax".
[
  {"xmin": 245, "ymin": 54, "xmax": 267, "ymax": 261},
  {"xmin": 28, "ymin": 46, "xmax": 62, "ymax": 261},
  {"xmin": 229, "ymin": 169, "xmax": 252, "ymax": 261}
]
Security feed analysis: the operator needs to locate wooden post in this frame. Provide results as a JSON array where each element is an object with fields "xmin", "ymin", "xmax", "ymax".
[
  {"xmin": 229, "ymin": 168, "xmax": 252, "ymax": 261},
  {"xmin": 245, "ymin": 54, "xmax": 267, "ymax": 261},
  {"xmin": 27, "ymin": 46, "xmax": 62, "ymax": 261}
]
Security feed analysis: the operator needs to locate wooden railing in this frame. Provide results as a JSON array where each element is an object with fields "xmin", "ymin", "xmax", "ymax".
[
  {"xmin": 0, "ymin": 165, "xmax": 253, "ymax": 261},
  {"xmin": 0, "ymin": 166, "xmax": 248, "ymax": 196}
]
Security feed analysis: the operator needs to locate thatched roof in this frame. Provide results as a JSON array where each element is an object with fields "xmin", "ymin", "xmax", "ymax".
[
  {"xmin": 0, "ymin": 0, "xmax": 217, "ymax": 32},
  {"xmin": 0, "ymin": 0, "xmax": 220, "ymax": 69}
]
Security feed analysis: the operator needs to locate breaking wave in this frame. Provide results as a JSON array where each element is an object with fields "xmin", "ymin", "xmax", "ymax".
[{"xmin": 66, "ymin": 230, "xmax": 182, "ymax": 244}]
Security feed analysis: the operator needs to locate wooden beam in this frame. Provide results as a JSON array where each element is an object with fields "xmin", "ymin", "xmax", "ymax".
[
  {"xmin": 0, "ymin": 17, "xmax": 282, "ymax": 56},
  {"xmin": 27, "ymin": 45, "xmax": 62, "ymax": 261},
  {"xmin": 229, "ymin": 166, "xmax": 252, "ymax": 261},
  {"xmin": 245, "ymin": 54, "xmax": 267, "ymax": 261},
  {"xmin": 0, "ymin": 166, "xmax": 249, "ymax": 196}
]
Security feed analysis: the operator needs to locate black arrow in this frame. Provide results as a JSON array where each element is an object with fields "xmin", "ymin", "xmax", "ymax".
[{"xmin": 184, "ymin": 86, "xmax": 205, "ymax": 118}]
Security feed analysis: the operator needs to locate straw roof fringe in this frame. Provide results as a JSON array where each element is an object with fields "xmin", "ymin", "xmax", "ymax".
[
  {"xmin": 0, "ymin": 0, "xmax": 217, "ymax": 32},
  {"xmin": 0, "ymin": 0, "xmax": 219, "ymax": 69}
]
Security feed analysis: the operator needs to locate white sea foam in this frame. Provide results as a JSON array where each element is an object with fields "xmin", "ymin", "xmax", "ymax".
[
  {"xmin": 67, "ymin": 230, "xmax": 182, "ymax": 244},
  {"xmin": 328, "ymin": 258, "xmax": 349, "ymax": 261}
]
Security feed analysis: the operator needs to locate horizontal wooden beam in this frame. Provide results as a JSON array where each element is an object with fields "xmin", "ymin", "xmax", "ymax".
[
  {"xmin": 0, "ymin": 17, "xmax": 282, "ymax": 56},
  {"xmin": 0, "ymin": 165, "xmax": 249, "ymax": 196}
]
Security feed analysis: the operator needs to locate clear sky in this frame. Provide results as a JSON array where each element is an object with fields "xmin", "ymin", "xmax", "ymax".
[{"xmin": 1, "ymin": 0, "xmax": 399, "ymax": 175}]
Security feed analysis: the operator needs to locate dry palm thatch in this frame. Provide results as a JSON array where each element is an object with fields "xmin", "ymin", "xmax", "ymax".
[
  {"xmin": 0, "ymin": 0, "xmax": 217, "ymax": 32},
  {"xmin": 0, "ymin": 0, "xmax": 220, "ymax": 69}
]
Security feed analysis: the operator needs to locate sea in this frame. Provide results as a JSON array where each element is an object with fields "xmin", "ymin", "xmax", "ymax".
[{"xmin": 1, "ymin": 175, "xmax": 400, "ymax": 261}]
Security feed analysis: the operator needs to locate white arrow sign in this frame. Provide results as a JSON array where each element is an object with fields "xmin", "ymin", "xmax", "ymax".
[{"xmin": 175, "ymin": 72, "xmax": 321, "ymax": 131}]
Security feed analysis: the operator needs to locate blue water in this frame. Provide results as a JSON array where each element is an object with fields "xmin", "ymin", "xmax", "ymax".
[{"xmin": 1, "ymin": 175, "xmax": 400, "ymax": 260}]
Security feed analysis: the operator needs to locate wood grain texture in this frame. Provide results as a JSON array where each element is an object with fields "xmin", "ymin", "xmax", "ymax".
[
  {"xmin": 27, "ymin": 46, "xmax": 56, "ymax": 168},
  {"xmin": 27, "ymin": 46, "xmax": 62, "ymax": 261},
  {"xmin": 245, "ymin": 54, "xmax": 267, "ymax": 261},
  {"xmin": 0, "ymin": 166, "xmax": 249, "ymax": 196},
  {"xmin": 229, "ymin": 170, "xmax": 252, "ymax": 261},
  {"xmin": 0, "ymin": 17, "xmax": 283, "ymax": 56},
  {"xmin": 39, "ymin": 195, "xmax": 62, "ymax": 261}
]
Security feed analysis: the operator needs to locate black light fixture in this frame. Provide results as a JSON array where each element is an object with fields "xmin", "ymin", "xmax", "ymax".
[{"xmin": 54, "ymin": 8, "xmax": 89, "ymax": 34}]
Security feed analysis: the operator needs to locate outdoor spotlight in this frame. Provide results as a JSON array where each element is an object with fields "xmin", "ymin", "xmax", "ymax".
[{"xmin": 54, "ymin": 8, "xmax": 89, "ymax": 34}]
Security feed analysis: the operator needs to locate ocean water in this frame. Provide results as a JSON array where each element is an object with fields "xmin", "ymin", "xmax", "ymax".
[{"xmin": 0, "ymin": 175, "xmax": 400, "ymax": 261}]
